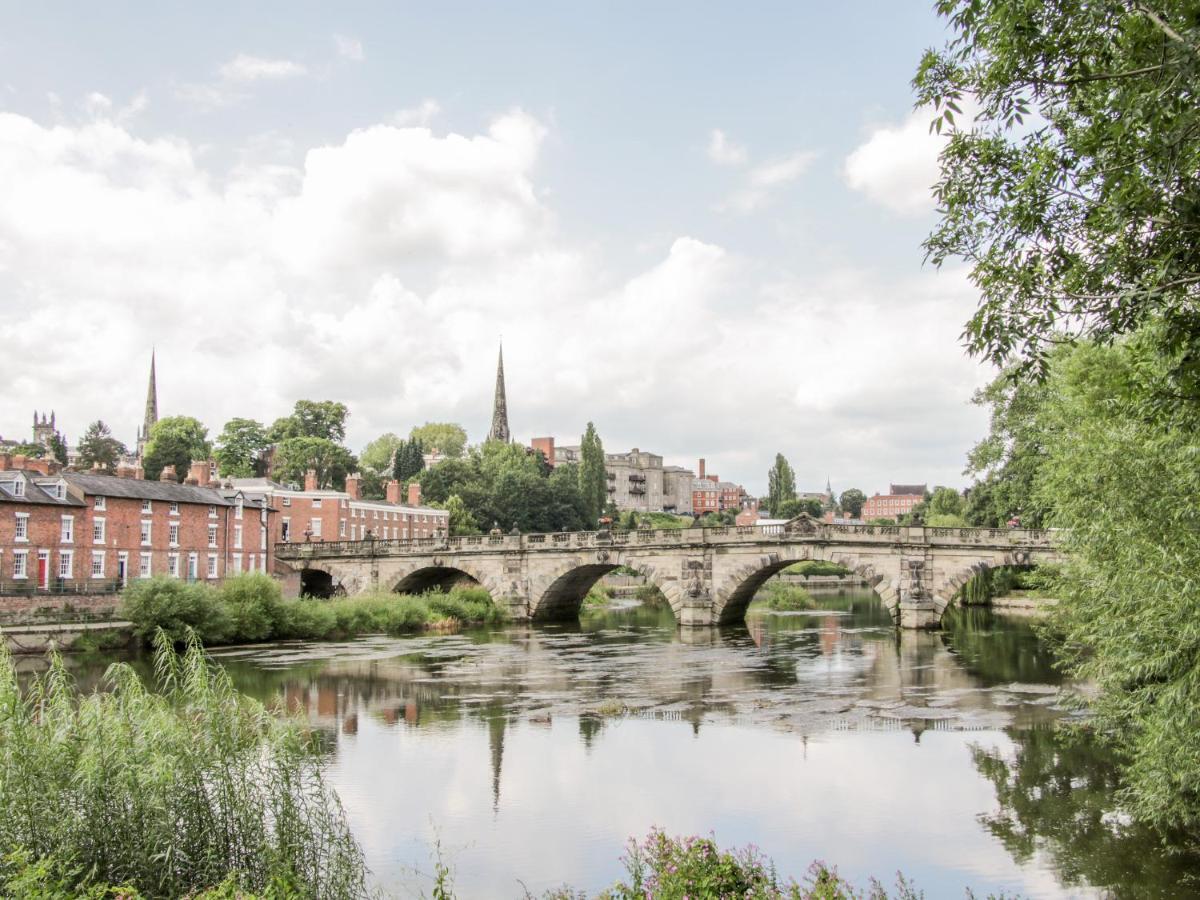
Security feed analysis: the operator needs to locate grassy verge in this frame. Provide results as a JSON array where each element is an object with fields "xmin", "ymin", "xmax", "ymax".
[{"xmin": 121, "ymin": 574, "xmax": 506, "ymax": 647}]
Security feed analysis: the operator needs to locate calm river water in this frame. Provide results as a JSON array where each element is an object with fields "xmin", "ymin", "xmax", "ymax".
[{"xmin": 66, "ymin": 591, "xmax": 1200, "ymax": 897}]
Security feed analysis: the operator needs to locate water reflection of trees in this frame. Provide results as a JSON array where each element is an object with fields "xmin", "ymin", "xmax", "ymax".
[
  {"xmin": 941, "ymin": 607, "xmax": 1062, "ymax": 687},
  {"xmin": 972, "ymin": 726, "xmax": 1200, "ymax": 897}
]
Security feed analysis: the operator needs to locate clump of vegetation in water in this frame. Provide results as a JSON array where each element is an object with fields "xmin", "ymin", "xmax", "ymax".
[
  {"xmin": 121, "ymin": 574, "xmax": 504, "ymax": 646},
  {"xmin": 594, "ymin": 699, "xmax": 628, "ymax": 717},
  {"xmin": 784, "ymin": 560, "xmax": 851, "ymax": 577},
  {"xmin": 957, "ymin": 564, "xmax": 1060, "ymax": 605},
  {"xmin": 762, "ymin": 582, "xmax": 816, "ymax": 611},
  {"xmin": 585, "ymin": 584, "xmax": 616, "ymax": 606},
  {"xmin": 635, "ymin": 583, "xmax": 669, "ymax": 607},
  {"xmin": 0, "ymin": 634, "xmax": 367, "ymax": 898}
]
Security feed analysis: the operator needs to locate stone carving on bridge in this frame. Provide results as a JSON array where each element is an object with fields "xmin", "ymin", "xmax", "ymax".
[{"xmin": 783, "ymin": 514, "xmax": 823, "ymax": 536}]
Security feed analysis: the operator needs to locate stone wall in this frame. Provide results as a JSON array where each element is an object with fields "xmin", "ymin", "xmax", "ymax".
[{"xmin": 0, "ymin": 594, "xmax": 121, "ymax": 626}]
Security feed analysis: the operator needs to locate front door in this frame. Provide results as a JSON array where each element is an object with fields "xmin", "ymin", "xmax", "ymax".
[
  {"xmin": 37, "ymin": 550, "xmax": 49, "ymax": 590},
  {"xmin": 117, "ymin": 553, "xmax": 128, "ymax": 587}
]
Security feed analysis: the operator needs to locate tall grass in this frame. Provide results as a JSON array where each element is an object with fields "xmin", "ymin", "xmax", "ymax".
[
  {"xmin": 122, "ymin": 575, "xmax": 505, "ymax": 646},
  {"xmin": 761, "ymin": 581, "xmax": 816, "ymax": 611},
  {"xmin": 0, "ymin": 633, "xmax": 367, "ymax": 898}
]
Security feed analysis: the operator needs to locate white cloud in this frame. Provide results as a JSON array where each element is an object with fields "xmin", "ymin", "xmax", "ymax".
[
  {"xmin": 391, "ymin": 99, "xmax": 441, "ymax": 127},
  {"xmin": 218, "ymin": 54, "xmax": 308, "ymax": 82},
  {"xmin": 334, "ymin": 34, "xmax": 364, "ymax": 62},
  {"xmin": 721, "ymin": 150, "xmax": 818, "ymax": 213},
  {"xmin": 843, "ymin": 108, "xmax": 942, "ymax": 216},
  {"xmin": 706, "ymin": 128, "xmax": 747, "ymax": 166},
  {"xmin": 0, "ymin": 105, "xmax": 987, "ymax": 493}
]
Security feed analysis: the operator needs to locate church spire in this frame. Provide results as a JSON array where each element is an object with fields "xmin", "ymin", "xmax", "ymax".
[
  {"xmin": 487, "ymin": 343, "xmax": 510, "ymax": 443},
  {"xmin": 144, "ymin": 349, "xmax": 158, "ymax": 437}
]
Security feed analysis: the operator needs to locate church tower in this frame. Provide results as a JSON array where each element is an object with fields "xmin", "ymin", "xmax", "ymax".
[
  {"xmin": 486, "ymin": 343, "xmax": 511, "ymax": 443},
  {"xmin": 136, "ymin": 350, "xmax": 159, "ymax": 461}
]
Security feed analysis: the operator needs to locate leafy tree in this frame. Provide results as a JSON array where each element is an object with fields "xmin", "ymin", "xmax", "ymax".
[
  {"xmin": 143, "ymin": 416, "xmax": 210, "ymax": 482},
  {"xmin": 839, "ymin": 488, "xmax": 866, "ymax": 518},
  {"xmin": 917, "ymin": 1, "xmax": 1200, "ymax": 382},
  {"xmin": 268, "ymin": 400, "xmax": 349, "ymax": 443},
  {"xmin": 409, "ymin": 422, "xmax": 467, "ymax": 459},
  {"xmin": 417, "ymin": 457, "xmax": 481, "ymax": 506},
  {"xmin": 214, "ymin": 418, "xmax": 268, "ymax": 478},
  {"xmin": 76, "ymin": 420, "xmax": 127, "ymax": 473},
  {"xmin": 444, "ymin": 494, "xmax": 480, "ymax": 536},
  {"xmin": 359, "ymin": 433, "xmax": 402, "ymax": 475},
  {"xmin": 271, "ymin": 437, "xmax": 356, "ymax": 490},
  {"xmin": 777, "ymin": 498, "xmax": 822, "ymax": 519},
  {"xmin": 47, "ymin": 433, "xmax": 68, "ymax": 466},
  {"xmin": 7, "ymin": 442, "xmax": 46, "ymax": 459},
  {"xmin": 393, "ymin": 437, "xmax": 425, "ymax": 482},
  {"xmin": 928, "ymin": 486, "xmax": 965, "ymax": 519},
  {"xmin": 766, "ymin": 453, "xmax": 796, "ymax": 516},
  {"xmin": 579, "ymin": 422, "xmax": 607, "ymax": 526}
]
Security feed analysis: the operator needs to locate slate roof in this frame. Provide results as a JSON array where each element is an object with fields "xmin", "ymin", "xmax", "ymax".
[
  {"xmin": 63, "ymin": 472, "xmax": 232, "ymax": 506},
  {"xmin": 0, "ymin": 472, "xmax": 85, "ymax": 507}
]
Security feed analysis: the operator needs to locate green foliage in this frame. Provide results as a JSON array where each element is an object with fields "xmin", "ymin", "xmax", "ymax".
[
  {"xmin": 7, "ymin": 441, "xmax": 46, "ymax": 458},
  {"xmin": 267, "ymin": 400, "xmax": 348, "ymax": 444},
  {"xmin": 639, "ymin": 512, "xmax": 691, "ymax": 530},
  {"xmin": 47, "ymin": 433, "xmax": 68, "ymax": 466},
  {"xmin": 916, "ymin": 1, "xmax": 1200, "ymax": 380},
  {"xmin": 0, "ymin": 636, "xmax": 367, "ymax": 898},
  {"xmin": 214, "ymin": 418, "xmax": 269, "ymax": 478},
  {"xmin": 762, "ymin": 582, "xmax": 815, "ymax": 611},
  {"xmin": 925, "ymin": 513, "xmax": 967, "ymax": 528},
  {"xmin": 220, "ymin": 573, "xmax": 286, "ymax": 641},
  {"xmin": 120, "ymin": 576, "xmax": 231, "ymax": 645},
  {"xmin": 142, "ymin": 416, "xmax": 210, "ymax": 482},
  {"xmin": 838, "ymin": 488, "xmax": 866, "ymax": 518},
  {"xmin": 75, "ymin": 421, "xmax": 126, "ymax": 473},
  {"xmin": 785, "ymin": 560, "xmax": 851, "ymax": 577},
  {"xmin": 393, "ymin": 436, "xmax": 425, "ymax": 482},
  {"xmin": 579, "ymin": 422, "xmax": 607, "ymax": 527},
  {"xmin": 777, "ymin": 497, "xmax": 822, "ymax": 520},
  {"xmin": 444, "ymin": 494, "xmax": 480, "ymax": 536},
  {"xmin": 635, "ymin": 583, "xmax": 669, "ymax": 607},
  {"xmin": 358, "ymin": 432, "xmax": 402, "ymax": 475},
  {"xmin": 927, "ymin": 487, "xmax": 964, "ymax": 518},
  {"xmin": 271, "ymin": 436, "xmax": 357, "ymax": 491},
  {"xmin": 409, "ymin": 422, "xmax": 467, "ymax": 458},
  {"xmin": 767, "ymin": 453, "xmax": 796, "ymax": 517}
]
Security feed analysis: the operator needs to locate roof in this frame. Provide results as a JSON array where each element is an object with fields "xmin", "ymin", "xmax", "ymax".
[
  {"xmin": 0, "ymin": 471, "xmax": 85, "ymax": 507},
  {"xmin": 63, "ymin": 472, "xmax": 232, "ymax": 505},
  {"xmin": 889, "ymin": 484, "xmax": 927, "ymax": 497}
]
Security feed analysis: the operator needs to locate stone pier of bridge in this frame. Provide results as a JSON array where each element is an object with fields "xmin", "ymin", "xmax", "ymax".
[{"xmin": 276, "ymin": 517, "xmax": 1062, "ymax": 630}]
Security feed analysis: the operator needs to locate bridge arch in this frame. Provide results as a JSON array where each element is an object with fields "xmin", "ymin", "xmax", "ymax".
[
  {"xmin": 530, "ymin": 558, "xmax": 682, "ymax": 622},
  {"xmin": 386, "ymin": 560, "xmax": 499, "ymax": 600},
  {"xmin": 298, "ymin": 564, "xmax": 355, "ymax": 599},
  {"xmin": 711, "ymin": 547, "xmax": 896, "ymax": 626}
]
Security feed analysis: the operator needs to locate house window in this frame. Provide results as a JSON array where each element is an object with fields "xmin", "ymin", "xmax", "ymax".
[
  {"xmin": 187, "ymin": 552, "xmax": 198, "ymax": 581},
  {"xmin": 14, "ymin": 513, "xmax": 29, "ymax": 542},
  {"xmin": 349, "ymin": 524, "xmax": 356, "ymax": 540},
  {"xmin": 169, "ymin": 523, "xmax": 180, "ymax": 547},
  {"xmin": 139, "ymin": 553, "xmax": 152, "ymax": 577},
  {"xmin": 170, "ymin": 502, "xmax": 180, "ymax": 516},
  {"xmin": 206, "ymin": 555, "xmax": 218, "ymax": 579},
  {"xmin": 12, "ymin": 479, "xmax": 25, "ymax": 497},
  {"xmin": 60, "ymin": 515, "xmax": 74, "ymax": 543},
  {"xmin": 260, "ymin": 525, "xmax": 267, "ymax": 550},
  {"xmin": 13, "ymin": 550, "xmax": 28, "ymax": 579},
  {"xmin": 281, "ymin": 518, "xmax": 291, "ymax": 542},
  {"xmin": 232, "ymin": 553, "xmax": 243, "ymax": 573},
  {"xmin": 93, "ymin": 518, "xmax": 106, "ymax": 544},
  {"xmin": 208, "ymin": 505, "xmax": 217, "ymax": 518},
  {"xmin": 168, "ymin": 553, "xmax": 180, "ymax": 578},
  {"xmin": 208, "ymin": 524, "xmax": 218, "ymax": 547},
  {"xmin": 58, "ymin": 551, "xmax": 73, "ymax": 579},
  {"xmin": 235, "ymin": 500, "xmax": 243, "ymax": 520},
  {"xmin": 234, "ymin": 525, "xmax": 242, "ymax": 549},
  {"xmin": 142, "ymin": 499, "xmax": 152, "ymax": 513},
  {"xmin": 310, "ymin": 518, "xmax": 322, "ymax": 538},
  {"xmin": 312, "ymin": 498, "xmax": 322, "ymax": 509},
  {"xmin": 339, "ymin": 519, "xmax": 347, "ymax": 538},
  {"xmin": 94, "ymin": 496, "xmax": 106, "ymax": 511},
  {"xmin": 91, "ymin": 551, "xmax": 105, "ymax": 578},
  {"xmin": 282, "ymin": 497, "xmax": 291, "ymax": 507},
  {"xmin": 140, "ymin": 521, "xmax": 152, "ymax": 545}
]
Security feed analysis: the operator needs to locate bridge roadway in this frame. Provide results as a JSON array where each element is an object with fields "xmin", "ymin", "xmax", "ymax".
[{"xmin": 275, "ymin": 517, "xmax": 1061, "ymax": 629}]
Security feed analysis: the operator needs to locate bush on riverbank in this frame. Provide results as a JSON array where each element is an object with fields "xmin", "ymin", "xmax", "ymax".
[
  {"xmin": 122, "ymin": 575, "xmax": 504, "ymax": 646},
  {"xmin": 762, "ymin": 581, "xmax": 816, "ymax": 611},
  {"xmin": 0, "ymin": 635, "xmax": 366, "ymax": 898},
  {"xmin": 784, "ymin": 560, "xmax": 851, "ymax": 577}
]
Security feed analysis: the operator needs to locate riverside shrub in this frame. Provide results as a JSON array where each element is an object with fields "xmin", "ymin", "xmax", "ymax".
[
  {"xmin": 0, "ymin": 634, "xmax": 367, "ymax": 898},
  {"xmin": 121, "ymin": 576, "xmax": 231, "ymax": 645}
]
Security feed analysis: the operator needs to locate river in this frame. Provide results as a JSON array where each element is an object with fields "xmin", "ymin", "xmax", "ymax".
[{"xmin": 59, "ymin": 590, "xmax": 1200, "ymax": 897}]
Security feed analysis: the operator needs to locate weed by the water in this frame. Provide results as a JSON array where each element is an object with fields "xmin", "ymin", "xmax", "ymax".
[{"xmin": 763, "ymin": 581, "xmax": 816, "ymax": 611}]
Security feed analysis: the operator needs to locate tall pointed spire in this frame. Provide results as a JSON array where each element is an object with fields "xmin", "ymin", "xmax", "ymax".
[
  {"xmin": 144, "ymin": 349, "xmax": 158, "ymax": 437},
  {"xmin": 487, "ymin": 343, "xmax": 510, "ymax": 443}
]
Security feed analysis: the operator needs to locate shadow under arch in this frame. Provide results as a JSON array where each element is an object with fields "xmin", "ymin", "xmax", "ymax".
[
  {"xmin": 713, "ymin": 554, "xmax": 894, "ymax": 626},
  {"xmin": 391, "ymin": 565, "xmax": 485, "ymax": 595},
  {"xmin": 533, "ymin": 563, "xmax": 618, "ymax": 622},
  {"xmin": 300, "ymin": 567, "xmax": 343, "ymax": 599}
]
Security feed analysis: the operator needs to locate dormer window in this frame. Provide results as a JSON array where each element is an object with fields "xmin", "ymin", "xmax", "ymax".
[
  {"xmin": 170, "ymin": 502, "xmax": 180, "ymax": 515},
  {"xmin": 95, "ymin": 496, "xmax": 106, "ymax": 511},
  {"xmin": 11, "ymin": 479, "xmax": 25, "ymax": 498},
  {"xmin": 142, "ymin": 500, "xmax": 152, "ymax": 513}
]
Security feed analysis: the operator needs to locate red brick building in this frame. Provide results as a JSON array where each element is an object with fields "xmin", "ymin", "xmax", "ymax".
[
  {"xmin": 861, "ymin": 484, "xmax": 927, "ymax": 522},
  {"xmin": 0, "ymin": 454, "xmax": 273, "ymax": 591}
]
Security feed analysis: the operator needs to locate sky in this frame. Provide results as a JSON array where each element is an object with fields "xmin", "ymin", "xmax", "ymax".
[{"xmin": 0, "ymin": 2, "xmax": 993, "ymax": 496}]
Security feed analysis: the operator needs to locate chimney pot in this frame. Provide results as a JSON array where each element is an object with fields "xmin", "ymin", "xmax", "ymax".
[
  {"xmin": 698, "ymin": 458, "xmax": 706, "ymax": 481},
  {"xmin": 159, "ymin": 464, "xmax": 177, "ymax": 482},
  {"xmin": 407, "ymin": 482, "xmax": 422, "ymax": 507},
  {"xmin": 304, "ymin": 468, "xmax": 318, "ymax": 492},
  {"xmin": 188, "ymin": 459, "xmax": 211, "ymax": 487},
  {"xmin": 346, "ymin": 473, "xmax": 361, "ymax": 500},
  {"xmin": 385, "ymin": 480, "xmax": 401, "ymax": 504}
]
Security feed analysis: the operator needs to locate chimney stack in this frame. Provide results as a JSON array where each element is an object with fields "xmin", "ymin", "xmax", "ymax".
[
  {"xmin": 304, "ymin": 468, "xmax": 318, "ymax": 492},
  {"xmin": 188, "ymin": 460, "xmax": 211, "ymax": 487},
  {"xmin": 407, "ymin": 482, "xmax": 422, "ymax": 507},
  {"xmin": 385, "ymin": 480, "xmax": 402, "ymax": 504},
  {"xmin": 698, "ymin": 458, "xmax": 706, "ymax": 481},
  {"xmin": 159, "ymin": 464, "xmax": 177, "ymax": 483},
  {"xmin": 345, "ymin": 473, "xmax": 361, "ymax": 500}
]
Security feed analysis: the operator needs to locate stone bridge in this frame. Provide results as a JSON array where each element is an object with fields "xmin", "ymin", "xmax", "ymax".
[{"xmin": 275, "ymin": 518, "xmax": 1062, "ymax": 629}]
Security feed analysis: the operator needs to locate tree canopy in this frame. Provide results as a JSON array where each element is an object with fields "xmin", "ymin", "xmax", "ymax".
[
  {"xmin": 916, "ymin": 1, "xmax": 1200, "ymax": 381},
  {"xmin": 766, "ymin": 454, "xmax": 796, "ymax": 517},
  {"xmin": 271, "ymin": 437, "xmax": 356, "ymax": 491},
  {"xmin": 839, "ymin": 488, "xmax": 866, "ymax": 518},
  {"xmin": 143, "ymin": 417, "xmax": 210, "ymax": 482},
  {"xmin": 214, "ymin": 418, "xmax": 268, "ymax": 478},
  {"xmin": 77, "ymin": 420, "xmax": 127, "ymax": 473},
  {"xmin": 268, "ymin": 401, "xmax": 349, "ymax": 444},
  {"xmin": 393, "ymin": 437, "xmax": 425, "ymax": 482},
  {"xmin": 409, "ymin": 422, "xmax": 467, "ymax": 459},
  {"xmin": 578, "ymin": 423, "xmax": 606, "ymax": 526}
]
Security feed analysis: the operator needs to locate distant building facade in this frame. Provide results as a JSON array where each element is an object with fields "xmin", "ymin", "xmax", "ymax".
[{"xmin": 861, "ymin": 483, "xmax": 927, "ymax": 521}]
